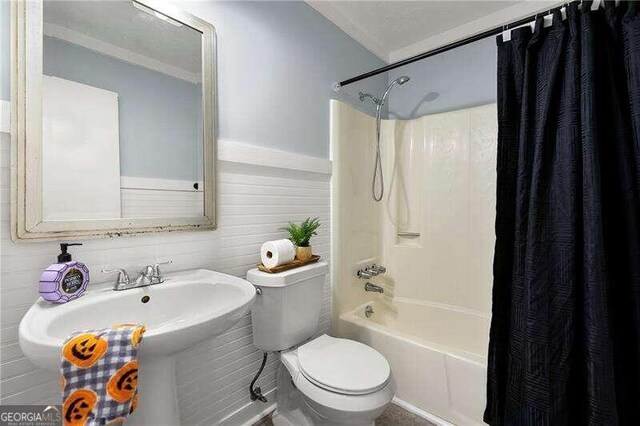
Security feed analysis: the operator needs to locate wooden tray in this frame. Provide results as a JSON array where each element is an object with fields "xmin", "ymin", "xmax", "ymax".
[{"xmin": 257, "ymin": 255, "xmax": 321, "ymax": 273}]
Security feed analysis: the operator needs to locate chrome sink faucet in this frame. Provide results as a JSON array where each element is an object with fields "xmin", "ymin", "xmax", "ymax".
[
  {"xmin": 102, "ymin": 260, "xmax": 172, "ymax": 291},
  {"xmin": 135, "ymin": 265, "xmax": 156, "ymax": 287},
  {"xmin": 101, "ymin": 268, "xmax": 131, "ymax": 291}
]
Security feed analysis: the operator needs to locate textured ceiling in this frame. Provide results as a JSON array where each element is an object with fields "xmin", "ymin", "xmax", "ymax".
[{"xmin": 308, "ymin": 1, "xmax": 521, "ymax": 59}]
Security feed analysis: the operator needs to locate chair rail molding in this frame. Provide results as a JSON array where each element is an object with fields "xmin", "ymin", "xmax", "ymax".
[
  {"xmin": 218, "ymin": 139, "xmax": 332, "ymax": 175},
  {"xmin": 1, "ymin": 100, "xmax": 331, "ymax": 174}
]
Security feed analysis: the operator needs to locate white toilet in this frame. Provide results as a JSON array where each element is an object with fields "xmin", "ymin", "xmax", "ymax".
[{"xmin": 247, "ymin": 261, "xmax": 395, "ymax": 425}]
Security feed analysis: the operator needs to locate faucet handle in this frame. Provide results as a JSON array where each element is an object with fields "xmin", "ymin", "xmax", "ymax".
[
  {"xmin": 140, "ymin": 265, "xmax": 154, "ymax": 276},
  {"xmin": 371, "ymin": 264, "xmax": 386, "ymax": 274},
  {"xmin": 152, "ymin": 260, "xmax": 172, "ymax": 282},
  {"xmin": 134, "ymin": 266, "xmax": 155, "ymax": 286},
  {"xmin": 101, "ymin": 268, "xmax": 130, "ymax": 290},
  {"xmin": 365, "ymin": 266, "xmax": 379, "ymax": 276},
  {"xmin": 357, "ymin": 270, "xmax": 372, "ymax": 279}
]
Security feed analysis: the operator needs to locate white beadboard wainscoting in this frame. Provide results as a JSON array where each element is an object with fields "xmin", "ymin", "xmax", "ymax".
[
  {"xmin": 0, "ymin": 128, "xmax": 332, "ymax": 425},
  {"xmin": 120, "ymin": 188, "xmax": 204, "ymax": 219},
  {"xmin": 120, "ymin": 176, "xmax": 205, "ymax": 219}
]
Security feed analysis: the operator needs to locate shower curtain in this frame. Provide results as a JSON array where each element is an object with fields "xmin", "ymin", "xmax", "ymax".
[{"xmin": 485, "ymin": 2, "xmax": 640, "ymax": 425}]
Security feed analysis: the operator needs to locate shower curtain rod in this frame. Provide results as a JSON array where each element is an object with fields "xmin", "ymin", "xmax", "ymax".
[{"xmin": 337, "ymin": 1, "xmax": 569, "ymax": 88}]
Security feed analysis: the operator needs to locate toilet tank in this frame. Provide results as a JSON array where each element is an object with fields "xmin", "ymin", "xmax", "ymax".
[{"xmin": 247, "ymin": 262, "xmax": 329, "ymax": 351}]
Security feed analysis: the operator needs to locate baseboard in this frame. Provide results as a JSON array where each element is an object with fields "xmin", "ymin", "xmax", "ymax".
[
  {"xmin": 219, "ymin": 388, "xmax": 277, "ymax": 426},
  {"xmin": 392, "ymin": 397, "xmax": 454, "ymax": 426},
  {"xmin": 218, "ymin": 391, "xmax": 448, "ymax": 425}
]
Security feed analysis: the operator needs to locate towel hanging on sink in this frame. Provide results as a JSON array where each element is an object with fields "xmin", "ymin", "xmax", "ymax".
[{"xmin": 60, "ymin": 324, "xmax": 145, "ymax": 426}]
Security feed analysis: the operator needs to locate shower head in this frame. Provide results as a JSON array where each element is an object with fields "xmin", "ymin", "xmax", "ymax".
[
  {"xmin": 381, "ymin": 75, "xmax": 411, "ymax": 105},
  {"xmin": 359, "ymin": 74, "xmax": 412, "ymax": 202},
  {"xmin": 359, "ymin": 75, "xmax": 411, "ymax": 109}
]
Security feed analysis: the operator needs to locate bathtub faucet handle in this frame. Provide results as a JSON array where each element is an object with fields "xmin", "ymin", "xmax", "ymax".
[
  {"xmin": 371, "ymin": 264, "xmax": 386, "ymax": 274},
  {"xmin": 357, "ymin": 270, "xmax": 372, "ymax": 279},
  {"xmin": 365, "ymin": 266, "xmax": 379, "ymax": 276}
]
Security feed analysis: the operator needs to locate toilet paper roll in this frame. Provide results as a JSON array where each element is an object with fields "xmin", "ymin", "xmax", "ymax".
[{"xmin": 261, "ymin": 239, "xmax": 295, "ymax": 269}]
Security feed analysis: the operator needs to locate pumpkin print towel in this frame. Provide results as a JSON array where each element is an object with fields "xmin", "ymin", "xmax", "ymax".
[{"xmin": 61, "ymin": 324, "xmax": 145, "ymax": 426}]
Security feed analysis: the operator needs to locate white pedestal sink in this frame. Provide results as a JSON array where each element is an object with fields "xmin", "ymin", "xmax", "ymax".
[{"xmin": 19, "ymin": 269, "xmax": 256, "ymax": 426}]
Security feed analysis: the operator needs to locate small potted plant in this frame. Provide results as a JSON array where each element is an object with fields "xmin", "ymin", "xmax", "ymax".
[{"xmin": 281, "ymin": 217, "xmax": 321, "ymax": 261}]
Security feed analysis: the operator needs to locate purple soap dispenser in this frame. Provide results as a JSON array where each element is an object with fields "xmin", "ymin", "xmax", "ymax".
[{"xmin": 39, "ymin": 243, "xmax": 90, "ymax": 303}]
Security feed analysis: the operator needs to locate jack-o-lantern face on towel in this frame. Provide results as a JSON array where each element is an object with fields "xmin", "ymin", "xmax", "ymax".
[
  {"xmin": 107, "ymin": 360, "xmax": 139, "ymax": 402},
  {"xmin": 63, "ymin": 388, "xmax": 97, "ymax": 426},
  {"xmin": 63, "ymin": 333, "xmax": 108, "ymax": 368}
]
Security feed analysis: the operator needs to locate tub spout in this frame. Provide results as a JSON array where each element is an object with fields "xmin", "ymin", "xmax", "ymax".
[{"xmin": 365, "ymin": 282, "xmax": 384, "ymax": 293}]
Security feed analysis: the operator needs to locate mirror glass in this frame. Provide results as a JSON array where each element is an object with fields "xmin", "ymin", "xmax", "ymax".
[{"xmin": 42, "ymin": 0, "xmax": 204, "ymax": 220}]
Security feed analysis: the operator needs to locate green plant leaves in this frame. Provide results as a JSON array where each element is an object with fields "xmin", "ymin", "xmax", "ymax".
[{"xmin": 279, "ymin": 217, "xmax": 320, "ymax": 247}]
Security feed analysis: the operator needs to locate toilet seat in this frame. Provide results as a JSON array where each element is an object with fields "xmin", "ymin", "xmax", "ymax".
[
  {"xmin": 297, "ymin": 335, "xmax": 391, "ymax": 396},
  {"xmin": 278, "ymin": 335, "xmax": 395, "ymax": 424}
]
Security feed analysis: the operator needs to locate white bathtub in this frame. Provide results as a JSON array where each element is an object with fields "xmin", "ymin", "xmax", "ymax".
[{"xmin": 338, "ymin": 298, "xmax": 490, "ymax": 426}]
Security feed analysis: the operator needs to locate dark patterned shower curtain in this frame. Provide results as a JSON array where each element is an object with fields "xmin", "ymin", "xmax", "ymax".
[{"xmin": 485, "ymin": 2, "xmax": 640, "ymax": 425}]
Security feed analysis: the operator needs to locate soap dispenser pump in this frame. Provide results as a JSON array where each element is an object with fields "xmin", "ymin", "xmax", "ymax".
[{"xmin": 39, "ymin": 243, "xmax": 90, "ymax": 303}]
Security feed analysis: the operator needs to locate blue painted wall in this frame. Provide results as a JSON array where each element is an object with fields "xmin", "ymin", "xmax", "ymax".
[
  {"xmin": 44, "ymin": 36, "xmax": 202, "ymax": 181},
  {"xmin": 0, "ymin": 1, "xmax": 387, "ymax": 159},
  {"xmin": 387, "ymin": 37, "xmax": 497, "ymax": 119}
]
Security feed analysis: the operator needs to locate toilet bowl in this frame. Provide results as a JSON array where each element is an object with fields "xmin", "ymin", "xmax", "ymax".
[
  {"xmin": 274, "ymin": 334, "xmax": 395, "ymax": 425},
  {"xmin": 246, "ymin": 262, "xmax": 394, "ymax": 425}
]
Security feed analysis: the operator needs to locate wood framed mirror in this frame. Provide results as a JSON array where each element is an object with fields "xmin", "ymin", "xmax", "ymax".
[{"xmin": 11, "ymin": 0, "xmax": 216, "ymax": 241}]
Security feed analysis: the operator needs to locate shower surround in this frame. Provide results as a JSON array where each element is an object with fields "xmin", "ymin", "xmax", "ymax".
[{"xmin": 331, "ymin": 100, "xmax": 497, "ymax": 425}]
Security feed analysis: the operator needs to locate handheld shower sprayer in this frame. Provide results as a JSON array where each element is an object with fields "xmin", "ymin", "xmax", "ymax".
[{"xmin": 358, "ymin": 76, "xmax": 411, "ymax": 202}]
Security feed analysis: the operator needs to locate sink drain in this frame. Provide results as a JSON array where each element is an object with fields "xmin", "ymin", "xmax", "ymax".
[{"xmin": 141, "ymin": 295, "xmax": 150, "ymax": 304}]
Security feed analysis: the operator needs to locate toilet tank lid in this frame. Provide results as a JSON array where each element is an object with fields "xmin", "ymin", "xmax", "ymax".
[{"xmin": 246, "ymin": 261, "xmax": 328, "ymax": 287}]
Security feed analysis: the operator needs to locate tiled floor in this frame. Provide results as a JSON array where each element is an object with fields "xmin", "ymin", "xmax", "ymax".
[
  {"xmin": 376, "ymin": 404, "xmax": 435, "ymax": 425},
  {"xmin": 252, "ymin": 403, "xmax": 436, "ymax": 425},
  {"xmin": 252, "ymin": 411, "xmax": 275, "ymax": 426}
]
